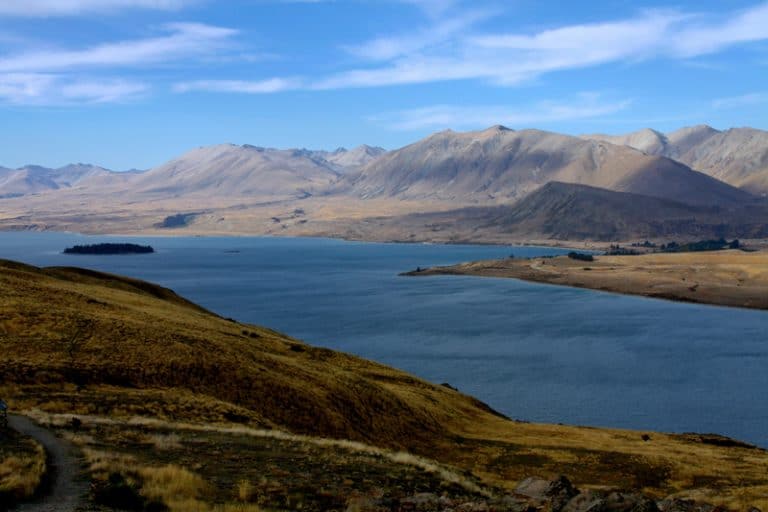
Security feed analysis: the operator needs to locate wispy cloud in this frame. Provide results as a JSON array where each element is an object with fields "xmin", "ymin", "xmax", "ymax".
[
  {"xmin": 398, "ymin": 0, "xmax": 459, "ymax": 19},
  {"xmin": 316, "ymin": 2, "xmax": 768, "ymax": 89},
  {"xmin": 0, "ymin": 73, "xmax": 148, "ymax": 105},
  {"xmin": 0, "ymin": 0, "xmax": 198, "ymax": 17},
  {"xmin": 182, "ymin": 2, "xmax": 768, "ymax": 95},
  {"xmin": 713, "ymin": 92, "xmax": 768, "ymax": 109},
  {"xmin": 0, "ymin": 22, "xmax": 235, "ymax": 105},
  {"xmin": 343, "ymin": 8, "xmax": 489, "ymax": 61},
  {"xmin": 174, "ymin": 78, "xmax": 300, "ymax": 94},
  {"xmin": 371, "ymin": 94, "xmax": 631, "ymax": 131},
  {"xmin": 0, "ymin": 23, "xmax": 237, "ymax": 72}
]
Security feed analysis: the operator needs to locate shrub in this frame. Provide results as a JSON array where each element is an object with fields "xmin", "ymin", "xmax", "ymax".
[{"xmin": 567, "ymin": 252, "xmax": 594, "ymax": 262}]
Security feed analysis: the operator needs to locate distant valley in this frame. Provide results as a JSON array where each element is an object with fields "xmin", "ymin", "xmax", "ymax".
[{"xmin": 1, "ymin": 125, "xmax": 767, "ymax": 244}]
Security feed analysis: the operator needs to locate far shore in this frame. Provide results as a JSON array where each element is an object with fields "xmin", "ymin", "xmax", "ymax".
[
  {"xmin": 403, "ymin": 250, "xmax": 768, "ymax": 311},
  {"xmin": 0, "ymin": 227, "xmax": 607, "ymax": 251}
]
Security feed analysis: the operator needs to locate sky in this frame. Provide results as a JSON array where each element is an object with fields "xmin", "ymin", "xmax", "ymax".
[{"xmin": 0, "ymin": 0, "xmax": 767, "ymax": 170}]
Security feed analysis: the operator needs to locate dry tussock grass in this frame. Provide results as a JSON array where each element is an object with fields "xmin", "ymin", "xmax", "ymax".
[
  {"xmin": 237, "ymin": 479, "xmax": 255, "ymax": 502},
  {"xmin": 139, "ymin": 464, "xmax": 210, "ymax": 507},
  {"xmin": 84, "ymin": 448, "xmax": 216, "ymax": 512},
  {"xmin": 34, "ymin": 410, "xmax": 489, "ymax": 497},
  {"xmin": 0, "ymin": 440, "xmax": 46, "ymax": 500},
  {"xmin": 146, "ymin": 433, "xmax": 182, "ymax": 450}
]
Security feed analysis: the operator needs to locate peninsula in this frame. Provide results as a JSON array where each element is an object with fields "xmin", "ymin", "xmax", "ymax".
[{"xmin": 404, "ymin": 250, "xmax": 768, "ymax": 310}]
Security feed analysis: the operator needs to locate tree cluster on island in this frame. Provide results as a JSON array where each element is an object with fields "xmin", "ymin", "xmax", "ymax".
[
  {"xmin": 63, "ymin": 243, "xmax": 155, "ymax": 255},
  {"xmin": 567, "ymin": 251, "xmax": 595, "ymax": 262}
]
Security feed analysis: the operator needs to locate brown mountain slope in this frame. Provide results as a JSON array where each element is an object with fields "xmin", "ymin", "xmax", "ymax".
[
  {"xmin": 339, "ymin": 126, "xmax": 752, "ymax": 206},
  {"xmin": 2, "ymin": 260, "xmax": 768, "ymax": 505},
  {"xmin": 128, "ymin": 144, "xmax": 341, "ymax": 199},
  {"xmin": 584, "ymin": 125, "xmax": 768, "ymax": 195},
  {"xmin": 316, "ymin": 182, "xmax": 768, "ymax": 243},
  {"xmin": 478, "ymin": 181, "xmax": 768, "ymax": 240}
]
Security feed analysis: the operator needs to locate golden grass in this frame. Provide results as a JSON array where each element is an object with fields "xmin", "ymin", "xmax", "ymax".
[
  {"xmin": 139, "ymin": 465, "xmax": 210, "ymax": 507},
  {"xmin": 29, "ymin": 410, "xmax": 490, "ymax": 497},
  {"xmin": 236, "ymin": 479, "xmax": 255, "ymax": 502},
  {"xmin": 84, "ymin": 448, "xmax": 215, "ymax": 512},
  {"xmin": 146, "ymin": 433, "xmax": 182, "ymax": 450},
  {"xmin": 0, "ymin": 439, "xmax": 46, "ymax": 501},
  {"xmin": 2, "ymin": 259, "xmax": 768, "ymax": 508},
  {"xmin": 416, "ymin": 249, "xmax": 768, "ymax": 310}
]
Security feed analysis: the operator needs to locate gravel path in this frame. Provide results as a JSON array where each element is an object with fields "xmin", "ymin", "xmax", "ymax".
[{"xmin": 8, "ymin": 415, "xmax": 88, "ymax": 512}]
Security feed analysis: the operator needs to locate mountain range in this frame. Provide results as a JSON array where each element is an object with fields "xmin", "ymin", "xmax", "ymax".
[
  {"xmin": 0, "ymin": 163, "xmax": 118, "ymax": 198},
  {"xmin": 583, "ymin": 125, "xmax": 768, "ymax": 195},
  {"xmin": 1, "ymin": 125, "xmax": 767, "ymax": 242},
  {"xmin": 338, "ymin": 125, "xmax": 752, "ymax": 206}
]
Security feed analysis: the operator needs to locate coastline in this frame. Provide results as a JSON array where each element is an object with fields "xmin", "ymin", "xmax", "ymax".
[
  {"xmin": 0, "ymin": 227, "xmax": 599, "ymax": 251},
  {"xmin": 403, "ymin": 250, "xmax": 768, "ymax": 311}
]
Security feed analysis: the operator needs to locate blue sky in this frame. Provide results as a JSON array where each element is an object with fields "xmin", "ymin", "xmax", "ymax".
[{"xmin": 1, "ymin": 0, "xmax": 767, "ymax": 170}]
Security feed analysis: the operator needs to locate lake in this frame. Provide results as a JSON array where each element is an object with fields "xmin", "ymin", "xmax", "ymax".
[{"xmin": 1, "ymin": 232, "xmax": 767, "ymax": 447}]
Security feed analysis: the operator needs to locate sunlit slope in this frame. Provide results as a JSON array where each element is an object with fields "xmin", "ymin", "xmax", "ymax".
[
  {"xmin": 1, "ymin": 259, "xmax": 767, "ymax": 504},
  {"xmin": 0, "ymin": 259, "xmax": 500, "ymax": 451}
]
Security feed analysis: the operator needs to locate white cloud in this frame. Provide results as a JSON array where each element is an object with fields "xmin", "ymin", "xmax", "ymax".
[
  {"xmin": 371, "ymin": 94, "xmax": 632, "ymax": 131},
  {"xmin": 344, "ymin": 9, "xmax": 489, "ymax": 61},
  {"xmin": 174, "ymin": 78, "xmax": 300, "ymax": 94},
  {"xmin": 670, "ymin": 3, "xmax": 768, "ymax": 57},
  {"xmin": 0, "ymin": 23, "xmax": 237, "ymax": 72},
  {"xmin": 0, "ymin": 0, "xmax": 197, "ymax": 16},
  {"xmin": 713, "ymin": 92, "xmax": 768, "ymax": 109},
  {"xmin": 315, "ymin": 2, "xmax": 768, "ymax": 90},
  {"xmin": 0, "ymin": 73, "xmax": 147, "ymax": 105}
]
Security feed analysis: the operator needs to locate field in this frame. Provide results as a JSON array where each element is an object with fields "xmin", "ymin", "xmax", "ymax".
[
  {"xmin": 407, "ymin": 250, "xmax": 768, "ymax": 310},
  {"xmin": 1, "ymin": 259, "xmax": 768, "ymax": 510}
]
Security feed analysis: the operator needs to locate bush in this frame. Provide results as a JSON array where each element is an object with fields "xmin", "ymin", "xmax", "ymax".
[
  {"xmin": 567, "ymin": 252, "xmax": 594, "ymax": 262},
  {"xmin": 92, "ymin": 472, "xmax": 167, "ymax": 511}
]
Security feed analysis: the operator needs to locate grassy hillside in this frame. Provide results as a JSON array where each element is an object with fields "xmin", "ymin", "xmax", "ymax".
[{"xmin": 1, "ymin": 259, "xmax": 767, "ymax": 510}]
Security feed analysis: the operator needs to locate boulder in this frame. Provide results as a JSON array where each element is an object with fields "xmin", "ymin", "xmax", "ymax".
[
  {"xmin": 547, "ymin": 476, "xmax": 580, "ymax": 512},
  {"xmin": 515, "ymin": 477, "xmax": 552, "ymax": 501},
  {"xmin": 562, "ymin": 491, "xmax": 607, "ymax": 512},
  {"xmin": 603, "ymin": 492, "xmax": 660, "ymax": 512}
]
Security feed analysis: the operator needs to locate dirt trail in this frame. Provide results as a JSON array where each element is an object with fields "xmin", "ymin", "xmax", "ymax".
[{"xmin": 8, "ymin": 415, "xmax": 88, "ymax": 512}]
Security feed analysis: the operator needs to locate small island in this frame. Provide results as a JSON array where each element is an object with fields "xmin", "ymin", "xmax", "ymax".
[{"xmin": 63, "ymin": 243, "xmax": 155, "ymax": 255}]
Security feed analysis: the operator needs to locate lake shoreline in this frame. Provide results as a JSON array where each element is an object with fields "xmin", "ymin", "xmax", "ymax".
[
  {"xmin": 0, "ymin": 226, "xmax": 603, "ymax": 251},
  {"xmin": 403, "ymin": 250, "xmax": 768, "ymax": 311}
]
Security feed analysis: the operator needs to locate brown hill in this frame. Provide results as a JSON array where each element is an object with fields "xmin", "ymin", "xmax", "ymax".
[
  {"xmin": 480, "ymin": 181, "xmax": 768, "ymax": 240},
  {"xmin": 321, "ymin": 182, "xmax": 768, "ymax": 243},
  {"xmin": 339, "ymin": 126, "xmax": 752, "ymax": 206},
  {"xmin": 2, "ymin": 260, "xmax": 768, "ymax": 507}
]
